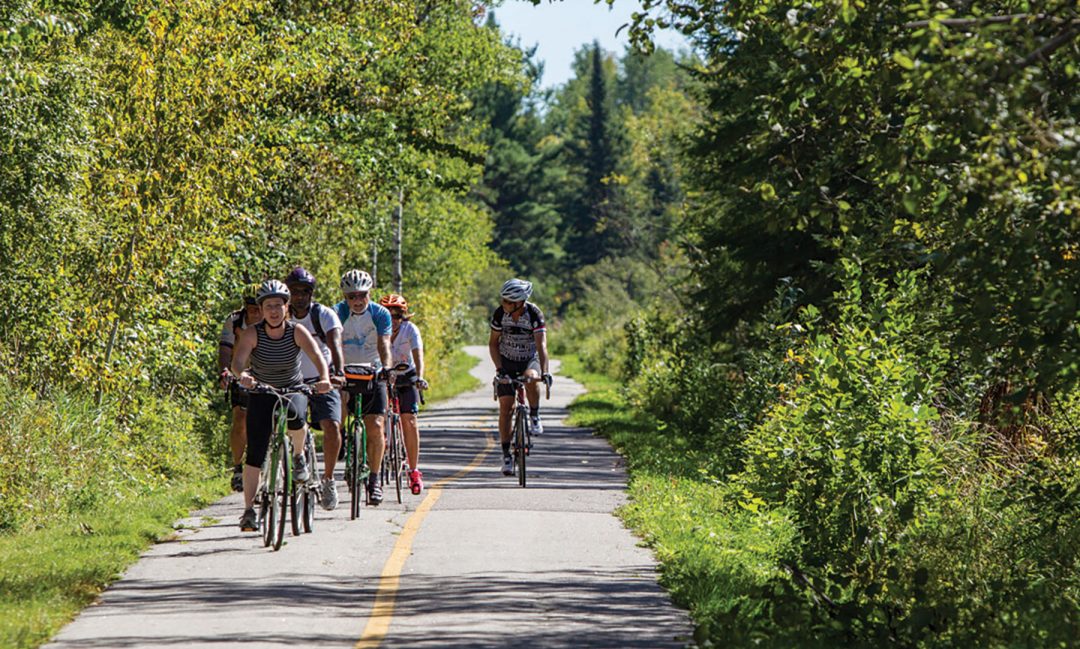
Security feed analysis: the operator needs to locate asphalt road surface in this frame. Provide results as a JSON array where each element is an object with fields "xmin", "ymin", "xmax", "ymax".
[{"xmin": 46, "ymin": 347, "xmax": 692, "ymax": 648}]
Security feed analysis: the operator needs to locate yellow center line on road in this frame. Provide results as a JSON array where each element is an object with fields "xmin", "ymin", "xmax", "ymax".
[{"xmin": 354, "ymin": 426, "xmax": 497, "ymax": 649}]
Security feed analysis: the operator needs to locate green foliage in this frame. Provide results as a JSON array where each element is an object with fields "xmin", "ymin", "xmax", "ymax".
[{"xmin": 0, "ymin": 378, "xmax": 217, "ymax": 533}]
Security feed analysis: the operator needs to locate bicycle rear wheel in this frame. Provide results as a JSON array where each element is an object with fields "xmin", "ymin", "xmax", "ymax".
[
  {"xmin": 390, "ymin": 415, "xmax": 404, "ymax": 503},
  {"xmin": 514, "ymin": 409, "xmax": 527, "ymax": 488},
  {"xmin": 259, "ymin": 490, "xmax": 272, "ymax": 548}
]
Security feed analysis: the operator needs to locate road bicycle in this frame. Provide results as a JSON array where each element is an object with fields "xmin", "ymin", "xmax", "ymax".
[
  {"xmin": 248, "ymin": 382, "xmax": 313, "ymax": 551},
  {"xmin": 383, "ymin": 362, "xmax": 425, "ymax": 503},
  {"xmin": 342, "ymin": 364, "xmax": 375, "ymax": 519},
  {"xmin": 494, "ymin": 373, "xmax": 551, "ymax": 487}
]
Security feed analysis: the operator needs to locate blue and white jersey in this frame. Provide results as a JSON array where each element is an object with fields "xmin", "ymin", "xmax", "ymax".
[{"xmin": 335, "ymin": 301, "xmax": 392, "ymax": 367}]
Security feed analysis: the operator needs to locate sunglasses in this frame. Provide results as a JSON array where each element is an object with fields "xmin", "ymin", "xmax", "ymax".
[
  {"xmin": 346, "ymin": 292, "xmax": 369, "ymax": 300},
  {"xmin": 390, "ymin": 310, "xmax": 404, "ymax": 319},
  {"xmin": 289, "ymin": 286, "xmax": 313, "ymax": 295}
]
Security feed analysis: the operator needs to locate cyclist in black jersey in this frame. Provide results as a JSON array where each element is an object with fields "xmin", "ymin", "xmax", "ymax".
[{"xmin": 489, "ymin": 278, "xmax": 552, "ymax": 476}]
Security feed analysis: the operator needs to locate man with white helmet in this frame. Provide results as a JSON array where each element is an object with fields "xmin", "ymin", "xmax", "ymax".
[
  {"xmin": 334, "ymin": 269, "xmax": 393, "ymax": 505},
  {"xmin": 489, "ymin": 278, "xmax": 551, "ymax": 476}
]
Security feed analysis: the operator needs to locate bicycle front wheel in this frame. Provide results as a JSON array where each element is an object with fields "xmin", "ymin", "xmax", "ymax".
[
  {"xmin": 515, "ymin": 409, "xmax": 527, "ymax": 488},
  {"xmin": 273, "ymin": 444, "xmax": 290, "ymax": 550},
  {"xmin": 348, "ymin": 422, "xmax": 362, "ymax": 520}
]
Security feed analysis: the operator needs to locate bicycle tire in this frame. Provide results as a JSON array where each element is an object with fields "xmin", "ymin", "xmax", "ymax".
[
  {"xmin": 290, "ymin": 483, "xmax": 301, "ymax": 537},
  {"xmin": 302, "ymin": 488, "xmax": 315, "ymax": 533},
  {"xmin": 259, "ymin": 491, "xmax": 272, "ymax": 548},
  {"xmin": 303, "ymin": 433, "xmax": 316, "ymax": 533},
  {"xmin": 515, "ymin": 409, "xmax": 527, "ymax": 487},
  {"xmin": 273, "ymin": 445, "xmax": 290, "ymax": 551},
  {"xmin": 390, "ymin": 415, "xmax": 403, "ymax": 503},
  {"xmin": 349, "ymin": 419, "xmax": 362, "ymax": 520}
]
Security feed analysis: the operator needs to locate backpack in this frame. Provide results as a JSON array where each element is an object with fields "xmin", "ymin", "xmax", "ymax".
[
  {"xmin": 230, "ymin": 310, "xmax": 245, "ymax": 334},
  {"xmin": 300, "ymin": 302, "xmax": 327, "ymax": 343}
]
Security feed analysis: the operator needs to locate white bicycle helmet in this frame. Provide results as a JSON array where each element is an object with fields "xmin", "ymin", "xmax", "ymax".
[
  {"xmin": 340, "ymin": 269, "xmax": 374, "ymax": 293},
  {"xmin": 500, "ymin": 278, "xmax": 532, "ymax": 302},
  {"xmin": 256, "ymin": 279, "xmax": 290, "ymax": 304}
]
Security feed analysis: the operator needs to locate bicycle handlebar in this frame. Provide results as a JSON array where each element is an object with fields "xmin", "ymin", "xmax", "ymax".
[
  {"xmin": 492, "ymin": 374, "xmax": 552, "ymax": 401},
  {"xmin": 246, "ymin": 382, "xmax": 314, "ymax": 397}
]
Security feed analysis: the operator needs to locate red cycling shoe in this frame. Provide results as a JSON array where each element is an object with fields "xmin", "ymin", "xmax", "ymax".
[{"xmin": 408, "ymin": 469, "xmax": 424, "ymax": 495}]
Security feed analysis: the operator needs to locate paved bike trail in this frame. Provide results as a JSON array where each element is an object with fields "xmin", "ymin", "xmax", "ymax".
[{"xmin": 45, "ymin": 346, "xmax": 691, "ymax": 648}]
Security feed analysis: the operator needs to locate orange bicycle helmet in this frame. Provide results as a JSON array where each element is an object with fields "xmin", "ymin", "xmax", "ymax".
[{"xmin": 379, "ymin": 293, "xmax": 408, "ymax": 310}]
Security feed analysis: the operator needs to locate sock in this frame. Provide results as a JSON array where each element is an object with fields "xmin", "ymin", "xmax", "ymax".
[
  {"xmin": 529, "ymin": 407, "xmax": 539, "ymax": 419},
  {"xmin": 369, "ymin": 471, "xmax": 380, "ymax": 485},
  {"xmin": 502, "ymin": 442, "xmax": 511, "ymax": 456}
]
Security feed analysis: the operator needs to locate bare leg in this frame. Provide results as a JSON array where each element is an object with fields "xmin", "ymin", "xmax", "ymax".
[
  {"xmin": 321, "ymin": 419, "xmax": 341, "ymax": 478},
  {"xmin": 365, "ymin": 414, "xmax": 385, "ymax": 471},
  {"xmin": 402, "ymin": 413, "xmax": 420, "ymax": 469},
  {"xmin": 230, "ymin": 406, "xmax": 247, "ymax": 465}
]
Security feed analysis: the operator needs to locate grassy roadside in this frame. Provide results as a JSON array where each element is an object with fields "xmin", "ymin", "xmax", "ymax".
[
  {"xmin": 559, "ymin": 354, "xmax": 795, "ymax": 647},
  {"xmin": 3, "ymin": 349, "xmax": 480, "ymax": 649},
  {"xmin": 424, "ymin": 348, "xmax": 481, "ymax": 402},
  {"xmin": 0, "ymin": 479, "xmax": 227, "ymax": 649}
]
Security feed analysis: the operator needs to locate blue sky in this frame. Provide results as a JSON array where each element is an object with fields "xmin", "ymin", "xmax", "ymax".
[{"xmin": 488, "ymin": 1, "xmax": 690, "ymax": 90}]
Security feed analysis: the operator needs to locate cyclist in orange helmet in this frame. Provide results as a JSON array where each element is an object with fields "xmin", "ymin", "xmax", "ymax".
[{"xmin": 380, "ymin": 293, "xmax": 428, "ymax": 494}]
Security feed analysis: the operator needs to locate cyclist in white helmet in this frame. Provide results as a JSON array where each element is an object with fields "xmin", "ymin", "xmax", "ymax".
[
  {"xmin": 489, "ymin": 278, "xmax": 551, "ymax": 476},
  {"xmin": 334, "ymin": 269, "xmax": 393, "ymax": 505}
]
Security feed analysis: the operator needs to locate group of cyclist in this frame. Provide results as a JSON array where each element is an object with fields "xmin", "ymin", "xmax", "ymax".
[{"xmin": 218, "ymin": 270, "xmax": 550, "ymax": 531}]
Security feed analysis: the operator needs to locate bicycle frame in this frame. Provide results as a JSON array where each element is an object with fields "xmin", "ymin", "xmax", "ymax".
[
  {"xmin": 248, "ymin": 383, "xmax": 311, "ymax": 550},
  {"xmin": 342, "ymin": 368, "xmax": 373, "ymax": 519}
]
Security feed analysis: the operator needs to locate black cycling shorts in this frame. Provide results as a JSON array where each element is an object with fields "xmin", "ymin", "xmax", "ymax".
[
  {"xmin": 497, "ymin": 355, "xmax": 541, "ymax": 398},
  {"xmin": 245, "ymin": 392, "xmax": 307, "ymax": 469},
  {"xmin": 344, "ymin": 379, "xmax": 387, "ymax": 418},
  {"xmin": 229, "ymin": 382, "xmax": 249, "ymax": 409}
]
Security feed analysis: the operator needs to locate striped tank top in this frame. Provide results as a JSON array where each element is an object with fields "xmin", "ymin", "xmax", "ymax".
[{"xmin": 251, "ymin": 321, "xmax": 303, "ymax": 388}]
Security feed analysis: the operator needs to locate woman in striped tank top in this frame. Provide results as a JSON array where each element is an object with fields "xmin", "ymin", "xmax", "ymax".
[{"xmin": 230, "ymin": 279, "xmax": 333, "ymax": 532}]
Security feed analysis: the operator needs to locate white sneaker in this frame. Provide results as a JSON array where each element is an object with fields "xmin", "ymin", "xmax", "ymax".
[
  {"xmin": 530, "ymin": 415, "xmax": 543, "ymax": 435},
  {"xmin": 319, "ymin": 476, "xmax": 338, "ymax": 511},
  {"xmin": 501, "ymin": 455, "xmax": 514, "ymax": 476}
]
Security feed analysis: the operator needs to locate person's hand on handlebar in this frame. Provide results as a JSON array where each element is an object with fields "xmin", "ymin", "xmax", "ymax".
[
  {"xmin": 219, "ymin": 369, "xmax": 232, "ymax": 391},
  {"xmin": 330, "ymin": 370, "xmax": 345, "ymax": 388},
  {"xmin": 238, "ymin": 370, "xmax": 255, "ymax": 390},
  {"xmin": 417, "ymin": 378, "xmax": 429, "ymax": 390},
  {"xmin": 313, "ymin": 378, "xmax": 333, "ymax": 394},
  {"xmin": 542, "ymin": 373, "xmax": 553, "ymax": 387}
]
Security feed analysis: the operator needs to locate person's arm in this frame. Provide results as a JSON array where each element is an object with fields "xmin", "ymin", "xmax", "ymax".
[
  {"xmin": 326, "ymin": 328, "xmax": 344, "ymax": 377},
  {"xmin": 412, "ymin": 343, "xmax": 425, "ymax": 386},
  {"xmin": 294, "ymin": 325, "xmax": 331, "ymax": 393},
  {"xmin": 488, "ymin": 329, "xmax": 502, "ymax": 374},
  {"xmin": 378, "ymin": 334, "xmax": 392, "ymax": 369},
  {"xmin": 217, "ymin": 345, "xmax": 233, "ymax": 389},
  {"xmin": 230, "ymin": 327, "xmax": 257, "ymax": 388},
  {"xmin": 535, "ymin": 329, "xmax": 549, "ymax": 375}
]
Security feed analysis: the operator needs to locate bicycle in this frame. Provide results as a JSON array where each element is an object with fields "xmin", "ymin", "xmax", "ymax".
[
  {"xmin": 248, "ymin": 382, "xmax": 313, "ymax": 551},
  {"xmin": 342, "ymin": 364, "xmax": 375, "ymax": 519},
  {"xmin": 383, "ymin": 362, "xmax": 425, "ymax": 503},
  {"xmin": 494, "ymin": 373, "xmax": 551, "ymax": 487}
]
